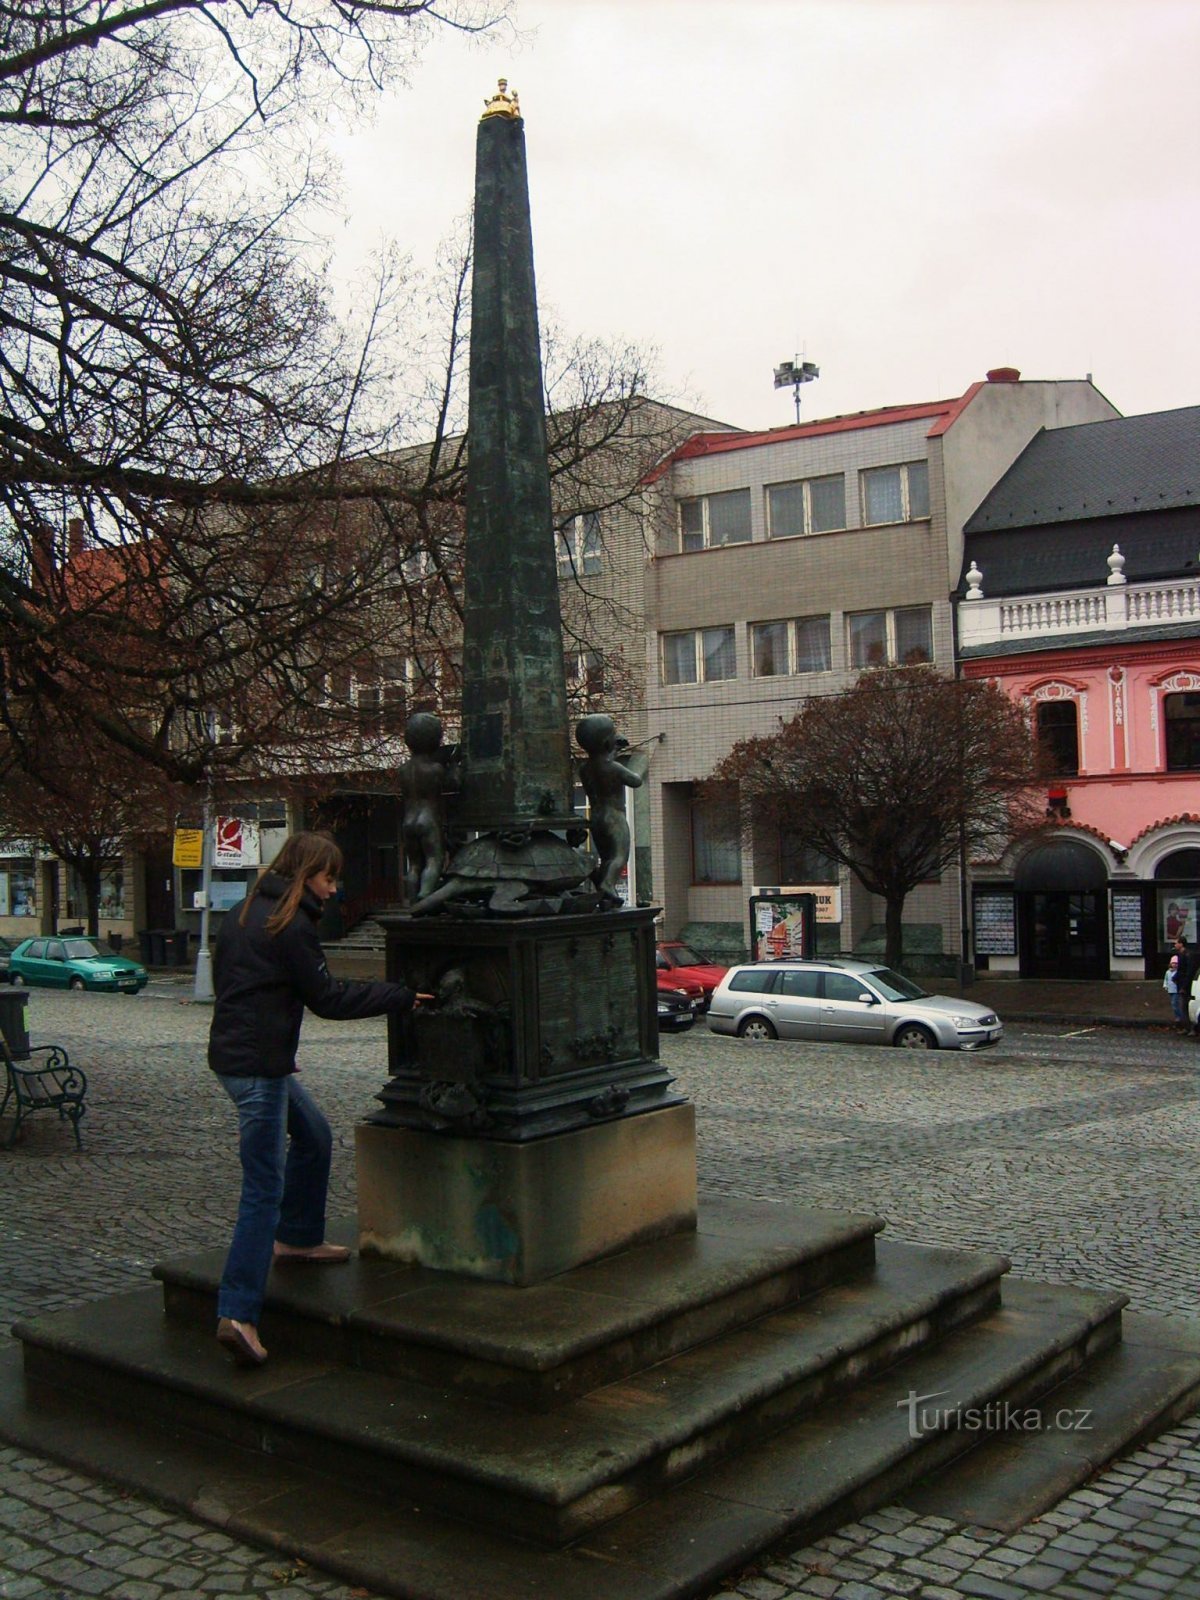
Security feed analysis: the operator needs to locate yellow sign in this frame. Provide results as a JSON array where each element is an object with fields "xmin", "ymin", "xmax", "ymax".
[{"xmin": 173, "ymin": 828, "xmax": 204, "ymax": 869}]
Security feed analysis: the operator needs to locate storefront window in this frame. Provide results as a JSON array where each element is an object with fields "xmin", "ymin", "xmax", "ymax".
[{"xmin": 0, "ymin": 866, "xmax": 36, "ymax": 916}]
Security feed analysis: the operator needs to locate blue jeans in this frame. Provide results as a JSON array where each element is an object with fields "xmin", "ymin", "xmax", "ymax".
[
  {"xmin": 216, "ymin": 1073, "xmax": 333, "ymax": 1324},
  {"xmin": 1170, "ymin": 989, "xmax": 1186, "ymax": 1024}
]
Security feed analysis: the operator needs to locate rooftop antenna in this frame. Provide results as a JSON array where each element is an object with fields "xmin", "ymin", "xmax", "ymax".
[{"xmin": 773, "ymin": 350, "xmax": 819, "ymax": 424}]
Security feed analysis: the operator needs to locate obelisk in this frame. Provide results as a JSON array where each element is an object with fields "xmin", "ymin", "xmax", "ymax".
[{"xmin": 458, "ymin": 80, "xmax": 576, "ymax": 830}]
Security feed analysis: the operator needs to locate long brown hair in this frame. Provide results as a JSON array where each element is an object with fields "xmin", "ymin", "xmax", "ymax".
[{"xmin": 240, "ymin": 831, "xmax": 343, "ymax": 936}]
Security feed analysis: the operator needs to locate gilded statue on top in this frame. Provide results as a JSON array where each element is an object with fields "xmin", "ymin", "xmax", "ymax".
[{"xmin": 481, "ymin": 78, "xmax": 520, "ymax": 120}]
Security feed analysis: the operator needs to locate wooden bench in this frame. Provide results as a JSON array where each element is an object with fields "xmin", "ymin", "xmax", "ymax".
[{"xmin": 1, "ymin": 1038, "xmax": 87, "ymax": 1149}]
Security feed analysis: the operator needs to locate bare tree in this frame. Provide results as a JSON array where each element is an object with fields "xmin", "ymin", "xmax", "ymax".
[
  {"xmin": 710, "ymin": 667, "xmax": 1047, "ymax": 968},
  {"xmin": 0, "ymin": 1, "xmax": 505, "ymax": 778}
]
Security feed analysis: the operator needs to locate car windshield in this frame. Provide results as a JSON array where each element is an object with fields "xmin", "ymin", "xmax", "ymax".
[
  {"xmin": 669, "ymin": 945, "xmax": 705, "ymax": 966},
  {"xmin": 866, "ymin": 968, "xmax": 929, "ymax": 1001},
  {"xmin": 63, "ymin": 939, "xmax": 101, "ymax": 960}
]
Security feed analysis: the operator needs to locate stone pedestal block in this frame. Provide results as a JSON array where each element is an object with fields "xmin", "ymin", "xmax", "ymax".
[{"xmin": 356, "ymin": 1102, "xmax": 697, "ymax": 1285}]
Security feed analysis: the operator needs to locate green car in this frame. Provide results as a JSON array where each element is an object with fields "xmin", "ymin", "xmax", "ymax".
[{"xmin": 9, "ymin": 936, "xmax": 149, "ymax": 993}]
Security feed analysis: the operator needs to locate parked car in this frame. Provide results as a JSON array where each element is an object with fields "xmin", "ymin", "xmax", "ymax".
[
  {"xmin": 656, "ymin": 967, "xmax": 705, "ymax": 1033},
  {"xmin": 0, "ymin": 935, "xmax": 14, "ymax": 983},
  {"xmin": 9, "ymin": 936, "xmax": 149, "ymax": 994},
  {"xmin": 707, "ymin": 958, "xmax": 1002, "ymax": 1050},
  {"xmin": 656, "ymin": 942, "xmax": 728, "ymax": 1009}
]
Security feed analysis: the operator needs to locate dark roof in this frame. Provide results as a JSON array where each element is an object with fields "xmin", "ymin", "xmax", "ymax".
[
  {"xmin": 959, "ymin": 503, "xmax": 1200, "ymax": 598},
  {"xmin": 960, "ymin": 617, "xmax": 1200, "ymax": 661},
  {"xmin": 965, "ymin": 405, "xmax": 1200, "ymax": 533}
]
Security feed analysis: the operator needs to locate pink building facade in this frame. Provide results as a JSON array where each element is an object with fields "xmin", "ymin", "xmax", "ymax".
[{"xmin": 957, "ymin": 407, "xmax": 1200, "ymax": 980}]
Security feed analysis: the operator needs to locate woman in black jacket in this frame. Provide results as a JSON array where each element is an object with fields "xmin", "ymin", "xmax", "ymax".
[{"xmin": 209, "ymin": 831, "xmax": 415, "ymax": 1366}]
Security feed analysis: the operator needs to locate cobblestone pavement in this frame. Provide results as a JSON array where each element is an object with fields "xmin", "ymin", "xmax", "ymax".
[{"xmin": 2, "ymin": 990, "xmax": 1200, "ymax": 1599}]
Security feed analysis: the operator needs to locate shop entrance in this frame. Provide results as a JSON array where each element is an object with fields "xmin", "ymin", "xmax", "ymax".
[
  {"xmin": 1022, "ymin": 891, "xmax": 1107, "ymax": 979},
  {"xmin": 1015, "ymin": 840, "xmax": 1109, "ymax": 979}
]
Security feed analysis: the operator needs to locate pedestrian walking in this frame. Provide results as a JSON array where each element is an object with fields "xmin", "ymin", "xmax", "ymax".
[
  {"xmin": 208, "ymin": 830, "xmax": 418, "ymax": 1367},
  {"xmin": 1173, "ymin": 936, "xmax": 1198, "ymax": 1035}
]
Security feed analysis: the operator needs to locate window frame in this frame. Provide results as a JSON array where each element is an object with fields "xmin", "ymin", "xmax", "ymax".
[
  {"xmin": 1036, "ymin": 698, "xmax": 1081, "ymax": 777},
  {"xmin": 750, "ymin": 615, "xmax": 832, "ymax": 678},
  {"xmin": 846, "ymin": 605, "xmax": 933, "ymax": 669},
  {"xmin": 556, "ymin": 511, "xmax": 604, "ymax": 578},
  {"xmin": 661, "ymin": 625, "xmax": 737, "ymax": 685},
  {"xmin": 765, "ymin": 474, "xmax": 846, "ymax": 539},
  {"xmin": 677, "ymin": 488, "xmax": 752, "ymax": 552},
  {"xmin": 1164, "ymin": 691, "xmax": 1200, "ymax": 772},
  {"xmin": 860, "ymin": 460, "xmax": 930, "ymax": 526}
]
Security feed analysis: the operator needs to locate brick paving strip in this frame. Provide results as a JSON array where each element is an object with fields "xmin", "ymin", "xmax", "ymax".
[{"xmin": 2, "ymin": 991, "xmax": 1200, "ymax": 1599}]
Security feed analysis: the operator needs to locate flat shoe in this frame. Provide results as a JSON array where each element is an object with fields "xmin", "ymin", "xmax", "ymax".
[
  {"xmin": 272, "ymin": 1242, "xmax": 352, "ymax": 1264},
  {"xmin": 216, "ymin": 1318, "xmax": 268, "ymax": 1367}
]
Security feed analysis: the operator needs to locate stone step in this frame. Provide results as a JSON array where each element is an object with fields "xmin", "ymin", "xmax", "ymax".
[
  {"xmin": 901, "ymin": 1306, "xmax": 1200, "ymax": 1530},
  {"xmin": 152, "ymin": 1203, "xmax": 886, "ymax": 1407},
  {"xmin": 15, "ymin": 1244, "xmax": 1059, "ymax": 1548},
  {"xmin": 2, "ymin": 1277, "xmax": 1167, "ymax": 1600}
]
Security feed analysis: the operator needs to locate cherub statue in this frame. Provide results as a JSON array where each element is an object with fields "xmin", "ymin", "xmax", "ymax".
[
  {"xmin": 397, "ymin": 712, "xmax": 457, "ymax": 904},
  {"xmin": 575, "ymin": 714, "xmax": 643, "ymax": 902}
]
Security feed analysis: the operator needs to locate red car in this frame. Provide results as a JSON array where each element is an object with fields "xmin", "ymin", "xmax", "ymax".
[{"xmin": 656, "ymin": 942, "xmax": 728, "ymax": 1009}]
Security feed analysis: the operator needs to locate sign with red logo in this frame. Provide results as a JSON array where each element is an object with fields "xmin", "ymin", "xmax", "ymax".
[{"xmin": 214, "ymin": 817, "xmax": 261, "ymax": 868}]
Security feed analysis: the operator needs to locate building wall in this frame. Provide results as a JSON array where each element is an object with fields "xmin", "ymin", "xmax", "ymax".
[
  {"xmin": 964, "ymin": 635, "xmax": 1200, "ymax": 977},
  {"xmin": 937, "ymin": 378, "xmax": 1119, "ymax": 589}
]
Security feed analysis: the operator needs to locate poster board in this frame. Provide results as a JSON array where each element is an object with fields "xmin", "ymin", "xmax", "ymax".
[
  {"xmin": 749, "ymin": 894, "xmax": 817, "ymax": 963},
  {"xmin": 973, "ymin": 891, "xmax": 1016, "ymax": 956},
  {"xmin": 1111, "ymin": 892, "xmax": 1144, "ymax": 958}
]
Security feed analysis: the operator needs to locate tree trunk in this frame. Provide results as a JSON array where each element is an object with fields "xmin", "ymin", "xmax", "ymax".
[
  {"xmin": 83, "ymin": 868, "xmax": 101, "ymax": 938},
  {"xmin": 884, "ymin": 894, "xmax": 906, "ymax": 969}
]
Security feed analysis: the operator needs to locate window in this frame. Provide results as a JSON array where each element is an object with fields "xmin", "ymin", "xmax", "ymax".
[
  {"xmin": 766, "ymin": 475, "xmax": 846, "ymax": 538},
  {"xmin": 861, "ymin": 461, "xmax": 930, "ymax": 525},
  {"xmin": 692, "ymin": 792, "xmax": 741, "ymax": 883},
  {"xmin": 678, "ymin": 489, "xmax": 751, "ymax": 551},
  {"xmin": 729, "ymin": 968, "xmax": 779, "ymax": 993},
  {"xmin": 780, "ymin": 969, "xmax": 821, "ymax": 997},
  {"xmin": 751, "ymin": 616, "xmax": 832, "ymax": 677},
  {"xmin": 1037, "ymin": 700, "xmax": 1080, "ymax": 776},
  {"xmin": 566, "ymin": 649, "xmax": 605, "ymax": 706},
  {"xmin": 662, "ymin": 626, "xmax": 736, "ymax": 685},
  {"xmin": 556, "ymin": 512, "xmax": 603, "ymax": 577},
  {"xmin": 824, "ymin": 972, "xmax": 872, "ymax": 1002},
  {"xmin": 1165, "ymin": 692, "xmax": 1200, "ymax": 771},
  {"xmin": 779, "ymin": 833, "xmax": 839, "ymax": 883},
  {"xmin": 847, "ymin": 606, "xmax": 932, "ymax": 668}
]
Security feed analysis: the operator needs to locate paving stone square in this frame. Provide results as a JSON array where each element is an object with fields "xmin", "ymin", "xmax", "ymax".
[{"xmin": 2, "ymin": 989, "xmax": 1200, "ymax": 1598}]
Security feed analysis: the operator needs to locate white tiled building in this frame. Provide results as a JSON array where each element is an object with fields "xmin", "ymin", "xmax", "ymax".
[{"xmin": 638, "ymin": 369, "xmax": 1118, "ymax": 966}]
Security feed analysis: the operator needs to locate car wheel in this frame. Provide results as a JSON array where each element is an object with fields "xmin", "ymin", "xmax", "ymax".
[
  {"xmin": 737, "ymin": 1015, "xmax": 777, "ymax": 1042},
  {"xmin": 10, "ymin": 972, "xmax": 23, "ymax": 986},
  {"xmin": 894, "ymin": 1022, "xmax": 937, "ymax": 1050},
  {"xmin": 69, "ymin": 976, "xmax": 87, "ymax": 992}
]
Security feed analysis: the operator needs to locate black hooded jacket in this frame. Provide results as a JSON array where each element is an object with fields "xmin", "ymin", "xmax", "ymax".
[{"xmin": 207, "ymin": 873, "xmax": 413, "ymax": 1078}]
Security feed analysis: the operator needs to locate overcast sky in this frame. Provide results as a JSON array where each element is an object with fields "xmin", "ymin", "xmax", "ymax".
[{"xmin": 327, "ymin": 0, "xmax": 1200, "ymax": 433}]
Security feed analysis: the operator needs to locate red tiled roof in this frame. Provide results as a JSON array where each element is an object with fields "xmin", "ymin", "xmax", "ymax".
[
  {"xmin": 641, "ymin": 398, "xmax": 960, "ymax": 483},
  {"xmin": 1130, "ymin": 813, "xmax": 1200, "ymax": 848}
]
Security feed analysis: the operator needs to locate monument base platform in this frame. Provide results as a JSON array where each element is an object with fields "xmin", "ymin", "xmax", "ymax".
[
  {"xmin": 4, "ymin": 1201, "xmax": 1200, "ymax": 1600},
  {"xmin": 356, "ymin": 1101, "xmax": 697, "ymax": 1285}
]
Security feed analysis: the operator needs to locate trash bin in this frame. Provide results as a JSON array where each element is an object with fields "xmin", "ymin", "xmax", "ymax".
[
  {"xmin": 166, "ymin": 929, "xmax": 190, "ymax": 967},
  {"xmin": 0, "ymin": 986, "xmax": 30, "ymax": 1061}
]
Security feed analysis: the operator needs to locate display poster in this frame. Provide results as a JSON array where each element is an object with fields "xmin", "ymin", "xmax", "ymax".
[
  {"xmin": 1111, "ymin": 892, "xmax": 1144, "ymax": 958},
  {"xmin": 749, "ymin": 894, "xmax": 817, "ymax": 962},
  {"xmin": 213, "ymin": 817, "xmax": 260, "ymax": 868},
  {"xmin": 974, "ymin": 892, "xmax": 1016, "ymax": 956},
  {"xmin": 1162, "ymin": 894, "xmax": 1200, "ymax": 946},
  {"xmin": 173, "ymin": 828, "xmax": 204, "ymax": 869}
]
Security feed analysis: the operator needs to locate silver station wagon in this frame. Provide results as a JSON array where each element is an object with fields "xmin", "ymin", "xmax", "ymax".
[{"xmin": 707, "ymin": 958, "xmax": 1003, "ymax": 1050}]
